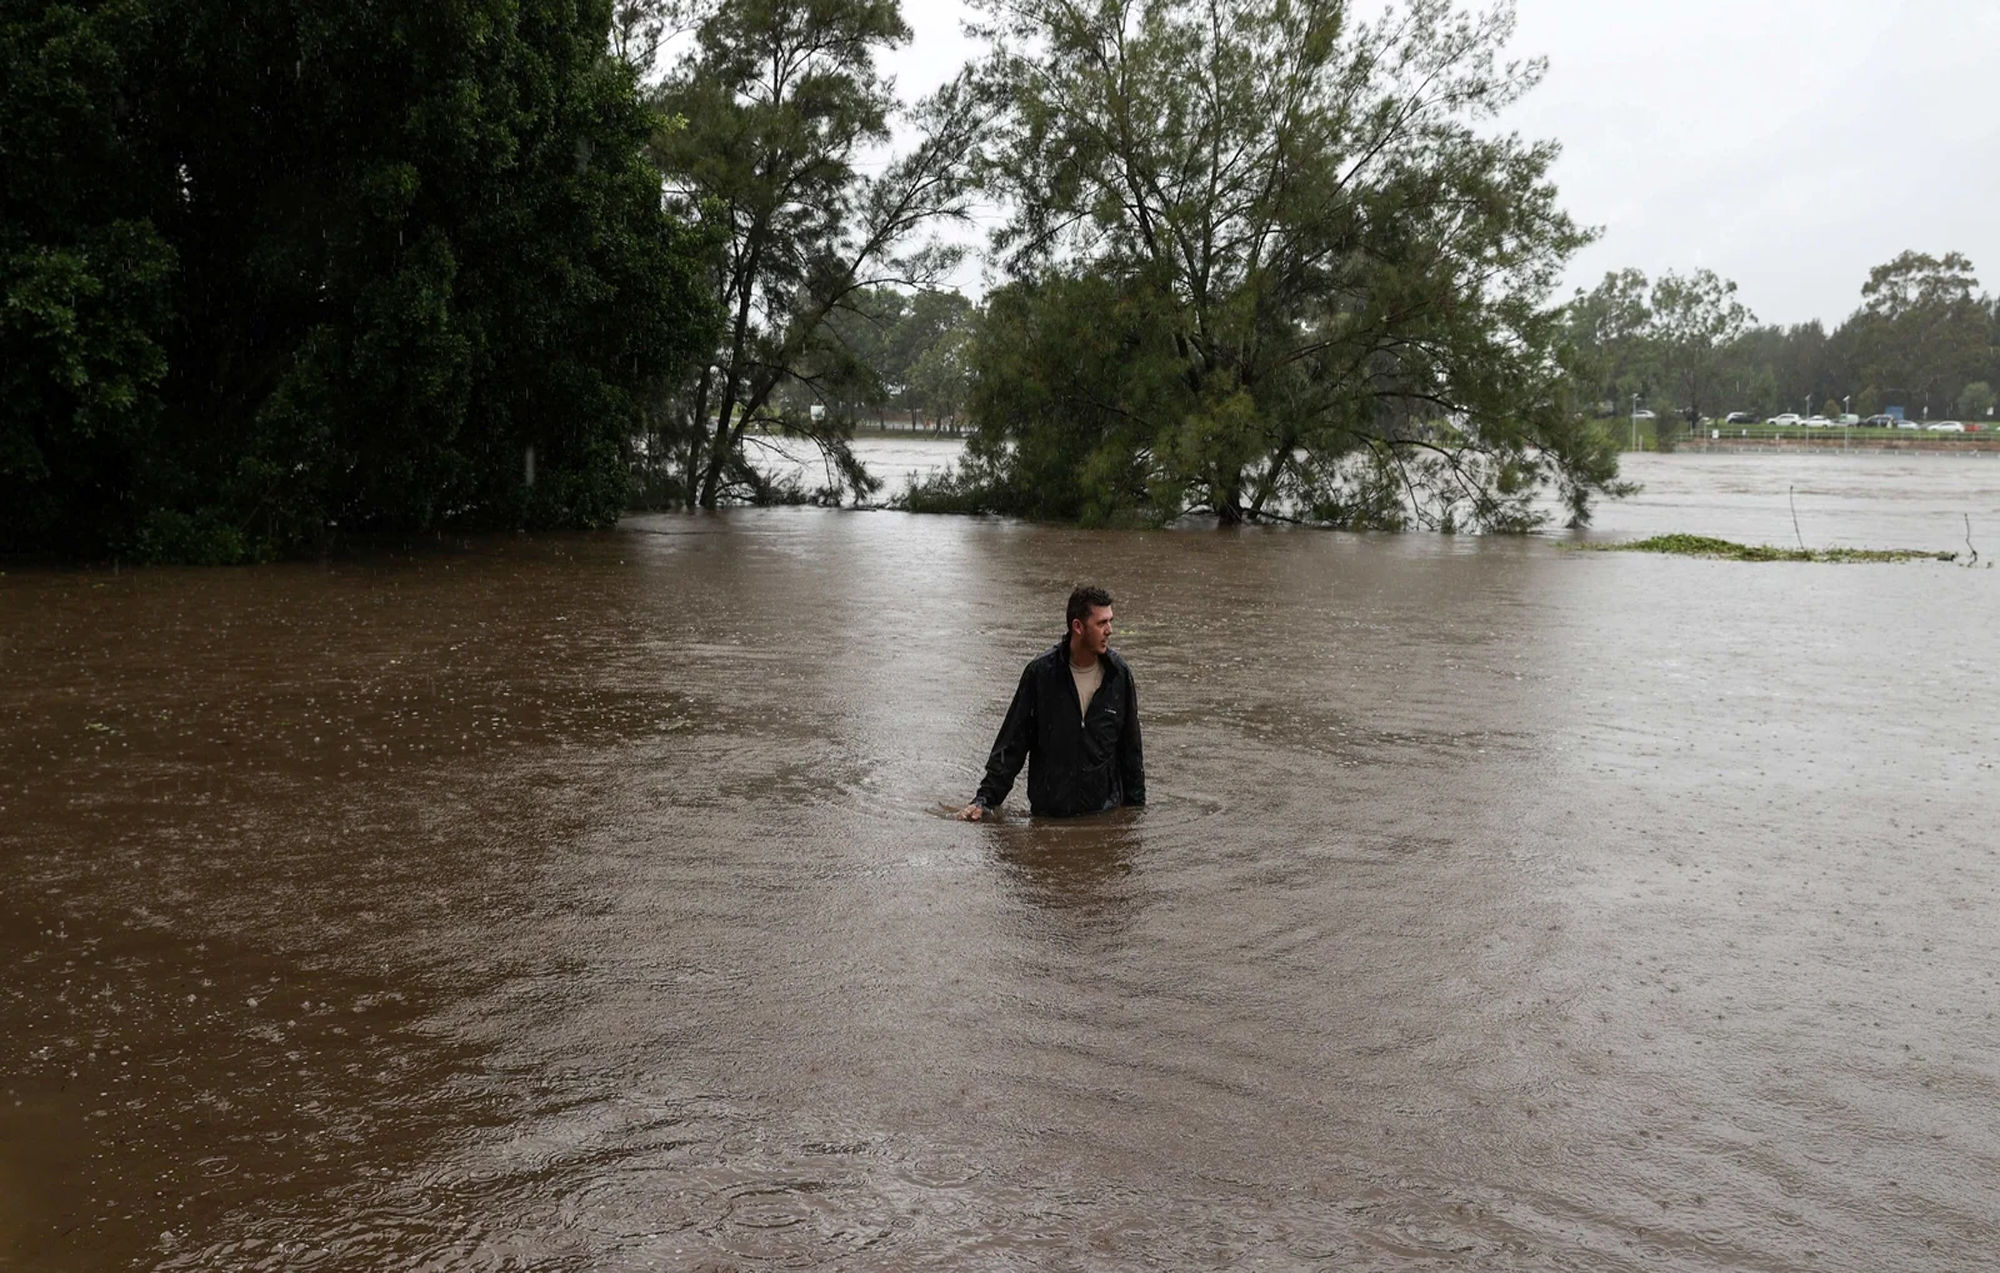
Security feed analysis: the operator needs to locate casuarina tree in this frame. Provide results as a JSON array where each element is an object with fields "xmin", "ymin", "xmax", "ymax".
[
  {"xmin": 644, "ymin": 0, "xmax": 982, "ymax": 508},
  {"xmin": 917, "ymin": 0, "xmax": 1618, "ymax": 530}
]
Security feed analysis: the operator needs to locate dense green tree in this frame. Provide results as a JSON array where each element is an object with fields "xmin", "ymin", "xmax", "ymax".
[
  {"xmin": 1957, "ymin": 380, "xmax": 1994, "ymax": 420},
  {"xmin": 800, "ymin": 287, "xmax": 909, "ymax": 425},
  {"xmin": 1566, "ymin": 268, "xmax": 1654, "ymax": 413},
  {"xmin": 1647, "ymin": 270, "xmax": 1754, "ymax": 427},
  {"xmin": 1761, "ymin": 321, "xmax": 1836, "ymax": 416},
  {"xmin": 1566, "ymin": 268, "xmax": 1753, "ymax": 430},
  {"xmin": 928, "ymin": 0, "xmax": 1616, "ymax": 530},
  {"xmin": 1850, "ymin": 251, "xmax": 1986, "ymax": 420},
  {"xmin": 646, "ymin": 0, "xmax": 981, "ymax": 507},
  {"xmin": 764, "ymin": 285, "xmax": 975, "ymax": 434},
  {"xmin": 2, "ymin": 3, "xmax": 177, "ymax": 554},
  {"xmin": 1989, "ymin": 299, "xmax": 2000, "ymax": 389},
  {"xmin": 910, "ymin": 271, "xmax": 1188, "ymax": 521},
  {"xmin": 2, "ymin": 0, "xmax": 712, "ymax": 561}
]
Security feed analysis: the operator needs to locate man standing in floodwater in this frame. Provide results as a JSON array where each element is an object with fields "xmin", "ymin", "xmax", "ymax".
[{"xmin": 958, "ymin": 586, "xmax": 1146, "ymax": 820}]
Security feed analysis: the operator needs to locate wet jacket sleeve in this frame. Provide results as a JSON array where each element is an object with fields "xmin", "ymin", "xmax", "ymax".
[
  {"xmin": 1119, "ymin": 673, "xmax": 1145, "ymax": 806},
  {"xmin": 975, "ymin": 664, "xmax": 1037, "ymax": 809}
]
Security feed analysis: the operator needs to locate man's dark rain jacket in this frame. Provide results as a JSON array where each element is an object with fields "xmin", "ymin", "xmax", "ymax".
[{"xmin": 974, "ymin": 638, "xmax": 1145, "ymax": 817}]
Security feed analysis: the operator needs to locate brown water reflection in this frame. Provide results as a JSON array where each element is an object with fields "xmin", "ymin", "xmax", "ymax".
[{"xmin": 3, "ymin": 484, "xmax": 1996, "ymax": 1270}]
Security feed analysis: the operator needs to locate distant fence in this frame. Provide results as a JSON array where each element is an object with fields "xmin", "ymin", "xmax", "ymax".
[{"xmin": 1678, "ymin": 427, "xmax": 2000, "ymax": 455}]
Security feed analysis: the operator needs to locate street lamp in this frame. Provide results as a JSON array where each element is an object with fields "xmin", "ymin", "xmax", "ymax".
[{"xmin": 1631, "ymin": 393, "xmax": 1640, "ymax": 450}]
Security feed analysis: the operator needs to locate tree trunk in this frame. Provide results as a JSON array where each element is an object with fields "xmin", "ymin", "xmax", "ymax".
[
  {"xmin": 698, "ymin": 236, "xmax": 766, "ymax": 508},
  {"xmin": 1213, "ymin": 469, "xmax": 1245, "ymax": 525},
  {"xmin": 696, "ymin": 407, "xmax": 730, "ymax": 507},
  {"xmin": 1247, "ymin": 436, "xmax": 1294, "ymax": 518},
  {"xmin": 699, "ymin": 369, "xmax": 783, "ymax": 508},
  {"xmin": 681, "ymin": 365, "xmax": 716, "ymax": 507}
]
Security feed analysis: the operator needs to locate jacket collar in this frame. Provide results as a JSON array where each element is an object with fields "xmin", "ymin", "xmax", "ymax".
[{"xmin": 1056, "ymin": 634, "xmax": 1121, "ymax": 675}]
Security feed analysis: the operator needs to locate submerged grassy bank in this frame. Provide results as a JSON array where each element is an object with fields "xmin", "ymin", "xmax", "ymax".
[{"xmin": 1575, "ymin": 533, "xmax": 1958, "ymax": 563}]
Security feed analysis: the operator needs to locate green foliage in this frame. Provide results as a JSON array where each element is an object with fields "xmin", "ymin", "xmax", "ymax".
[
  {"xmin": 1566, "ymin": 267, "xmax": 1654, "ymax": 410},
  {"xmin": 1958, "ymin": 380, "xmax": 1995, "ymax": 419},
  {"xmin": 1848, "ymin": 251, "xmax": 1988, "ymax": 421},
  {"xmin": 796, "ymin": 286, "xmax": 975, "ymax": 428},
  {"xmin": 929, "ymin": 0, "xmax": 1609, "ymax": 530},
  {"xmin": 892, "ymin": 291, "xmax": 975, "ymax": 427},
  {"xmin": 644, "ymin": 0, "xmax": 979, "ymax": 508},
  {"xmin": 2, "ymin": 2, "xmax": 175, "ymax": 553},
  {"xmin": 1647, "ymin": 270, "xmax": 1754, "ymax": 424},
  {"xmin": 913, "ymin": 272, "xmax": 1184, "ymax": 524},
  {"xmin": 2, "ymin": 0, "xmax": 713, "ymax": 561},
  {"xmin": 1566, "ymin": 267, "xmax": 1753, "ymax": 429}
]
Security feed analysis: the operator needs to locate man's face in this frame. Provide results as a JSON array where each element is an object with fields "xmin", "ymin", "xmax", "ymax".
[{"xmin": 1071, "ymin": 604, "xmax": 1114, "ymax": 657}]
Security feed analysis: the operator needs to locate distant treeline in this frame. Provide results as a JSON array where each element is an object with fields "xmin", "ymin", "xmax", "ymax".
[{"xmin": 1567, "ymin": 252, "xmax": 1999, "ymax": 427}]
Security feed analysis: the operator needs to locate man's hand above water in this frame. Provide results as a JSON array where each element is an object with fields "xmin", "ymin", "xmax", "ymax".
[{"xmin": 956, "ymin": 803, "xmax": 987, "ymax": 821}]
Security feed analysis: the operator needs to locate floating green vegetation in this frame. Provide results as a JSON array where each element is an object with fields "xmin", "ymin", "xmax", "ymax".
[{"xmin": 1575, "ymin": 534, "xmax": 1956, "ymax": 563}]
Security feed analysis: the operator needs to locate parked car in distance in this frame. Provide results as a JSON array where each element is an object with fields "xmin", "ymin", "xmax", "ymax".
[
  {"xmin": 1863, "ymin": 414, "xmax": 1899, "ymax": 427},
  {"xmin": 1632, "ymin": 408, "xmax": 1657, "ymax": 420},
  {"xmin": 1767, "ymin": 413, "xmax": 1803, "ymax": 427},
  {"xmin": 1927, "ymin": 420, "xmax": 1965, "ymax": 432},
  {"xmin": 1895, "ymin": 418, "xmax": 1921, "ymax": 429},
  {"xmin": 1804, "ymin": 415, "xmax": 1835, "ymax": 427},
  {"xmin": 1725, "ymin": 411, "xmax": 1758, "ymax": 424},
  {"xmin": 1838, "ymin": 413, "xmax": 1861, "ymax": 425}
]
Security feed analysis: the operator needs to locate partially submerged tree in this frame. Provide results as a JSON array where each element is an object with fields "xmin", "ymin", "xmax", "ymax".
[
  {"xmin": 924, "ymin": 0, "xmax": 1617, "ymax": 530},
  {"xmin": 2, "ymin": 0, "xmax": 713, "ymax": 560},
  {"xmin": 646, "ymin": 0, "xmax": 982, "ymax": 507}
]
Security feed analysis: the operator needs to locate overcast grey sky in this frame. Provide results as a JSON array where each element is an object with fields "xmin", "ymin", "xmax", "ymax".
[{"xmin": 884, "ymin": 0, "xmax": 2000, "ymax": 328}]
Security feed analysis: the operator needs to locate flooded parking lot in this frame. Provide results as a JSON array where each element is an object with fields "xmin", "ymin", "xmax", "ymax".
[{"xmin": 3, "ymin": 453, "xmax": 1996, "ymax": 1270}]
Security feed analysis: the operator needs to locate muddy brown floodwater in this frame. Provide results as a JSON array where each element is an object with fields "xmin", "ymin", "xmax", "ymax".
[{"xmin": 3, "ymin": 455, "xmax": 1998, "ymax": 1271}]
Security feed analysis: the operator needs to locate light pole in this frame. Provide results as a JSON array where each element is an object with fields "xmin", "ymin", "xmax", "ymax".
[{"xmin": 1631, "ymin": 393, "xmax": 1640, "ymax": 450}]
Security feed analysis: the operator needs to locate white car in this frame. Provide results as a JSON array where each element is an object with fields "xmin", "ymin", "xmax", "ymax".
[
  {"xmin": 1928, "ymin": 420, "xmax": 1965, "ymax": 432},
  {"xmin": 1767, "ymin": 413, "xmax": 1803, "ymax": 427},
  {"xmin": 1804, "ymin": 415, "xmax": 1835, "ymax": 428},
  {"xmin": 1895, "ymin": 419, "xmax": 1921, "ymax": 429}
]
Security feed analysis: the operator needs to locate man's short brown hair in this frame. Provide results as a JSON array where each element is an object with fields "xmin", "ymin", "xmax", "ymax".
[{"xmin": 1066, "ymin": 585, "xmax": 1113, "ymax": 629}]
